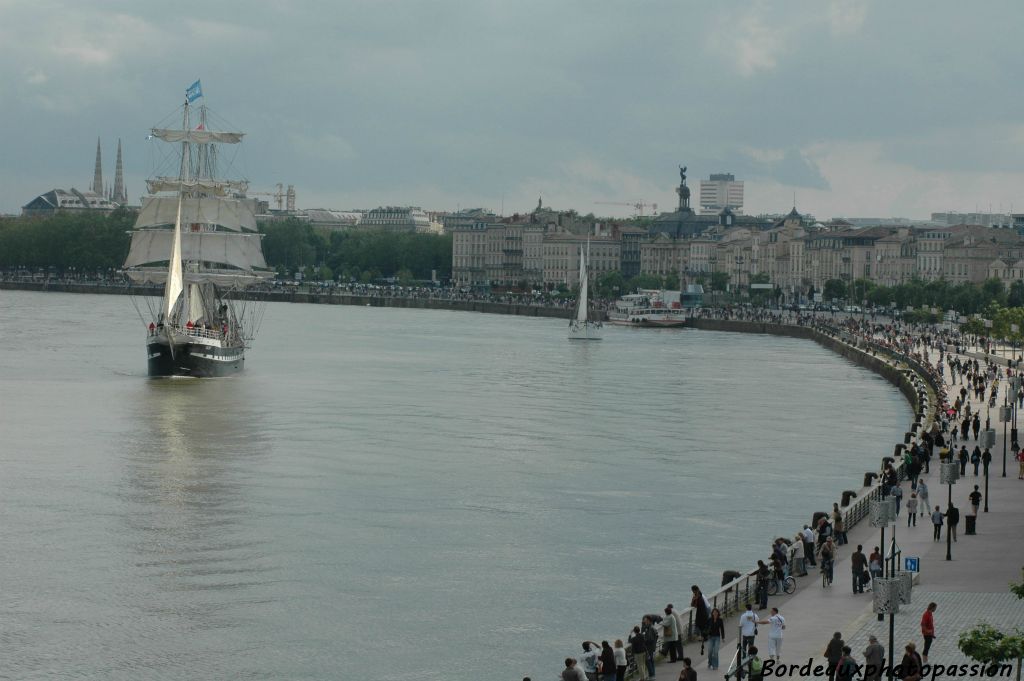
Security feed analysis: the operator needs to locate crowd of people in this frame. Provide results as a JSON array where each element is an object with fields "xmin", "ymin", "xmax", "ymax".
[{"xmin": 549, "ymin": 308, "xmax": 1023, "ymax": 681}]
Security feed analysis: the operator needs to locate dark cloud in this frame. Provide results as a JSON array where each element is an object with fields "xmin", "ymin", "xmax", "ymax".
[{"xmin": 1, "ymin": 1, "xmax": 1023, "ymax": 216}]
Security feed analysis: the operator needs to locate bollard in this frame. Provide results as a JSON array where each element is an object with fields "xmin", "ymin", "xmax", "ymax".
[
  {"xmin": 841, "ymin": 490, "xmax": 857, "ymax": 507},
  {"xmin": 904, "ymin": 431, "xmax": 913, "ymax": 444},
  {"xmin": 811, "ymin": 510, "xmax": 829, "ymax": 528},
  {"xmin": 864, "ymin": 472, "xmax": 878, "ymax": 487},
  {"xmin": 721, "ymin": 570, "xmax": 741, "ymax": 587}
]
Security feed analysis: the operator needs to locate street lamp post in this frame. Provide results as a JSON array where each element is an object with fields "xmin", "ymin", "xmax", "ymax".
[
  {"xmin": 940, "ymin": 462, "xmax": 959, "ymax": 561},
  {"xmin": 870, "ymin": 497, "xmax": 896, "ymax": 622}
]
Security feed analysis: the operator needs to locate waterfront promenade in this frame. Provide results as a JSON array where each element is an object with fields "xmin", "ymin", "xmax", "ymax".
[{"xmin": 608, "ymin": 326, "xmax": 1023, "ymax": 681}]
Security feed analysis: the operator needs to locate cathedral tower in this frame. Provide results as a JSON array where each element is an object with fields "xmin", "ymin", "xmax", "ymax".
[{"xmin": 91, "ymin": 137, "xmax": 103, "ymax": 196}]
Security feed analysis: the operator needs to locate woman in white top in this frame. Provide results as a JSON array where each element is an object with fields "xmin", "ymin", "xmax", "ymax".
[{"xmin": 612, "ymin": 639, "xmax": 628, "ymax": 681}]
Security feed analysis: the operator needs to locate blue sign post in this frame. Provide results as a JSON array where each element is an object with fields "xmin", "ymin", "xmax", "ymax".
[{"xmin": 904, "ymin": 557, "xmax": 920, "ymax": 572}]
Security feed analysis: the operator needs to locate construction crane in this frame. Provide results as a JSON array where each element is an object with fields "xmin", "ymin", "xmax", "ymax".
[
  {"xmin": 247, "ymin": 183, "xmax": 286, "ymax": 211},
  {"xmin": 594, "ymin": 200, "xmax": 658, "ymax": 217}
]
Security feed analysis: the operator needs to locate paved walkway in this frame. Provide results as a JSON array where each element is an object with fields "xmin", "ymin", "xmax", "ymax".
[{"xmin": 648, "ymin": 344, "xmax": 1024, "ymax": 679}]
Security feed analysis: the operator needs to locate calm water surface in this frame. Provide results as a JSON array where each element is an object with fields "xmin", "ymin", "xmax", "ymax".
[{"xmin": 0, "ymin": 291, "xmax": 910, "ymax": 680}]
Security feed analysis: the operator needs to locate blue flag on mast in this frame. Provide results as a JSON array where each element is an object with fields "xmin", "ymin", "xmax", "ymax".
[{"xmin": 186, "ymin": 80, "xmax": 203, "ymax": 103}]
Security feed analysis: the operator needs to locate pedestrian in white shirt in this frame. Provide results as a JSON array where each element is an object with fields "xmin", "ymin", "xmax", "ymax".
[
  {"xmin": 739, "ymin": 603, "xmax": 758, "ymax": 655},
  {"xmin": 758, "ymin": 607, "xmax": 785, "ymax": 661}
]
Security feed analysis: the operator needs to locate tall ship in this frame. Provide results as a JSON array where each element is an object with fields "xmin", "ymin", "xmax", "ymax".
[{"xmin": 123, "ymin": 81, "xmax": 270, "ymax": 377}]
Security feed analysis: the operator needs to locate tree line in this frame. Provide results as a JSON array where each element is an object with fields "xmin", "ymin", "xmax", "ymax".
[
  {"xmin": 0, "ymin": 213, "xmax": 453, "ymax": 282},
  {"xmin": 821, "ymin": 277, "xmax": 1022, "ymax": 315}
]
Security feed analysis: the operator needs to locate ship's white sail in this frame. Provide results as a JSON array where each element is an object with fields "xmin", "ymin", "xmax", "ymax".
[
  {"xmin": 150, "ymin": 128, "xmax": 244, "ymax": 144},
  {"xmin": 145, "ymin": 178, "xmax": 249, "ymax": 195},
  {"xmin": 124, "ymin": 230, "xmax": 268, "ymax": 270},
  {"xmin": 136, "ymin": 196, "xmax": 258, "ymax": 232},
  {"xmin": 163, "ymin": 194, "xmax": 185, "ymax": 322}
]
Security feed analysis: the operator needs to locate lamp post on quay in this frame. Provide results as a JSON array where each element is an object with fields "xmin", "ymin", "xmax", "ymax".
[
  {"xmin": 940, "ymin": 462, "xmax": 959, "ymax": 561},
  {"xmin": 870, "ymin": 497, "xmax": 896, "ymax": 622}
]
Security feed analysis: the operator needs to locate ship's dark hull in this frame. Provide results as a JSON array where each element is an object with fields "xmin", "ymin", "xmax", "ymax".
[{"xmin": 147, "ymin": 336, "xmax": 244, "ymax": 377}]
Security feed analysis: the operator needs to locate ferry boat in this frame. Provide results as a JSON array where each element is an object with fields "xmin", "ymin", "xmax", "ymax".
[{"xmin": 607, "ymin": 290, "xmax": 688, "ymax": 328}]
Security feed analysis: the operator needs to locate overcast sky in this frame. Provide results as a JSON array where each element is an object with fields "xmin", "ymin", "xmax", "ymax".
[{"xmin": 2, "ymin": 0, "xmax": 1023, "ymax": 220}]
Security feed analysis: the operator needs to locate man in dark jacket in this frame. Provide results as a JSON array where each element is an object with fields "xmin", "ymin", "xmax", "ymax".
[
  {"xmin": 824, "ymin": 633, "xmax": 845, "ymax": 681},
  {"xmin": 850, "ymin": 545, "xmax": 868, "ymax": 594},
  {"xmin": 946, "ymin": 504, "xmax": 960, "ymax": 542}
]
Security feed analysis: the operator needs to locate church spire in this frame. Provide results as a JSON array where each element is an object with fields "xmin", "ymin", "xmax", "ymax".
[
  {"xmin": 112, "ymin": 139, "xmax": 126, "ymax": 204},
  {"xmin": 92, "ymin": 137, "xmax": 103, "ymax": 196}
]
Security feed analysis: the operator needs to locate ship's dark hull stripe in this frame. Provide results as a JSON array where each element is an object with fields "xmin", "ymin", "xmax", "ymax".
[{"xmin": 146, "ymin": 339, "xmax": 244, "ymax": 378}]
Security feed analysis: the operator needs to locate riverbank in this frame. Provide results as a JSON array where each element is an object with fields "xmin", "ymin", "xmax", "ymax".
[
  {"xmin": 0, "ymin": 280, "xmax": 573, "ymax": 319},
  {"xmin": 598, "ymin": 319, "xmax": 942, "ymax": 679},
  {"xmin": 636, "ymin": 320, "xmax": 1022, "ymax": 681}
]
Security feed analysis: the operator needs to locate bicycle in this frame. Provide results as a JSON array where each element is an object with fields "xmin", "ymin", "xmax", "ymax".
[
  {"xmin": 766, "ymin": 576, "xmax": 796, "ymax": 595},
  {"xmin": 821, "ymin": 559, "xmax": 834, "ymax": 587}
]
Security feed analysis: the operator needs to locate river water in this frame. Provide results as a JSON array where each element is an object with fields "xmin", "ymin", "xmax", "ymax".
[{"xmin": 0, "ymin": 290, "xmax": 910, "ymax": 680}]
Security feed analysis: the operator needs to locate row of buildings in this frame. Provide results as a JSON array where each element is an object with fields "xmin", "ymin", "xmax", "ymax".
[{"xmin": 449, "ymin": 170, "xmax": 1024, "ymax": 299}]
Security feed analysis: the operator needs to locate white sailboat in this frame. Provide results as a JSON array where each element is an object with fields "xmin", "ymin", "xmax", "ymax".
[{"xmin": 568, "ymin": 240, "xmax": 603, "ymax": 340}]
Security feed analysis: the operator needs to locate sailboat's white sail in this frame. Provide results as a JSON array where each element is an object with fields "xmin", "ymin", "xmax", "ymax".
[
  {"xmin": 568, "ymin": 240, "xmax": 602, "ymax": 340},
  {"xmin": 163, "ymin": 194, "xmax": 185, "ymax": 322},
  {"xmin": 576, "ymin": 244, "xmax": 588, "ymax": 323}
]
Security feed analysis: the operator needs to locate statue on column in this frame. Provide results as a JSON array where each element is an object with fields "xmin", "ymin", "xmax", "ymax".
[{"xmin": 677, "ymin": 165, "xmax": 690, "ymax": 212}]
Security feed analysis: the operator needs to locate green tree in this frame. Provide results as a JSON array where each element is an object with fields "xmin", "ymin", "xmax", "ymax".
[
  {"xmin": 958, "ymin": 570, "xmax": 1024, "ymax": 681},
  {"xmin": 663, "ymin": 272, "xmax": 680, "ymax": 290},
  {"xmin": 982, "ymin": 277, "xmax": 1008, "ymax": 307},
  {"xmin": 710, "ymin": 271, "xmax": 730, "ymax": 292},
  {"xmin": 628, "ymin": 273, "xmax": 665, "ymax": 290},
  {"xmin": 318, "ymin": 265, "xmax": 334, "ymax": 282},
  {"xmin": 595, "ymin": 270, "xmax": 626, "ymax": 298},
  {"xmin": 823, "ymin": 278, "xmax": 847, "ymax": 301},
  {"xmin": 1008, "ymin": 281, "xmax": 1024, "ymax": 308}
]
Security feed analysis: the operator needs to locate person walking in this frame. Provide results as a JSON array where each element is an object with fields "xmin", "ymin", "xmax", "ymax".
[
  {"xmin": 892, "ymin": 483, "xmax": 903, "ymax": 515},
  {"xmin": 579, "ymin": 642, "xmax": 600, "ymax": 681},
  {"xmin": 863, "ymin": 635, "xmax": 885, "ymax": 681},
  {"xmin": 824, "ymin": 632, "xmax": 845, "ymax": 681},
  {"xmin": 628, "ymin": 626, "xmax": 648, "ymax": 681},
  {"xmin": 971, "ymin": 446, "xmax": 982, "ymax": 476},
  {"xmin": 641, "ymin": 617, "xmax": 657, "ymax": 679},
  {"xmin": 690, "ymin": 585, "xmax": 710, "ymax": 654},
  {"xmin": 836, "ymin": 646, "xmax": 859, "ymax": 681},
  {"xmin": 921, "ymin": 602, "xmax": 937, "ymax": 662},
  {"xmin": 562, "ymin": 658, "xmax": 587, "ymax": 681},
  {"xmin": 869, "ymin": 546, "xmax": 883, "ymax": 583},
  {"xmin": 931, "ymin": 505, "xmax": 944, "ymax": 541},
  {"xmin": 958, "ymin": 445, "xmax": 969, "ymax": 475},
  {"xmin": 832, "ymin": 504, "xmax": 847, "ymax": 545},
  {"xmin": 677, "ymin": 658, "xmax": 696, "ymax": 681},
  {"xmin": 757, "ymin": 607, "xmax": 785, "ymax": 662},
  {"xmin": 907, "ymin": 493, "xmax": 918, "ymax": 526},
  {"xmin": 900, "ymin": 643, "xmax": 923, "ymax": 681},
  {"xmin": 946, "ymin": 504, "xmax": 960, "ymax": 542},
  {"xmin": 802, "ymin": 525, "xmax": 817, "ymax": 567},
  {"xmin": 917, "ymin": 480, "xmax": 929, "ymax": 516},
  {"xmin": 982, "ymin": 448, "xmax": 992, "ymax": 476},
  {"xmin": 706, "ymin": 608, "xmax": 725, "ymax": 671},
  {"xmin": 851, "ymin": 545, "xmax": 868, "ymax": 594},
  {"xmin": 612, "ymin": 640, "xmax": 627, "ymax": 681},
  {"xmin": 739, "ymin": 603, "xmax": 758, "ymax": 656},
  {"xmin": 1016, "ymin": 445, "xmax": 1024, "ymax": 479},
  {"xmin": 969, "ymin": 485, "xmax": 982, "ymax": 516},
  {"xmin": 662, "ymin": 605, "xmax": 681, "ymax": 663}
]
